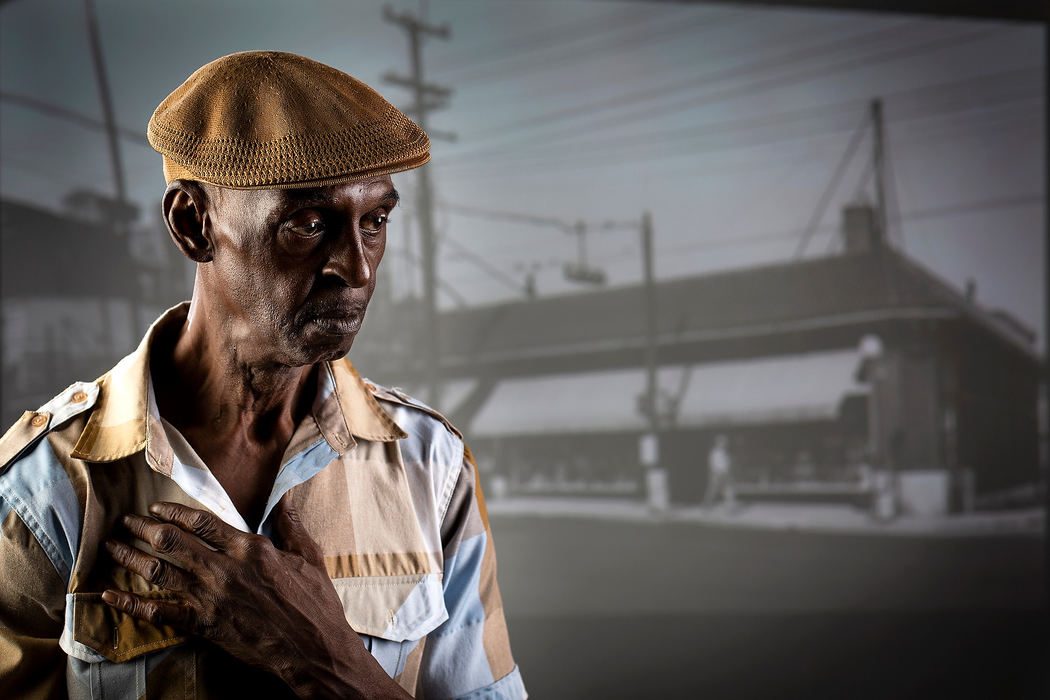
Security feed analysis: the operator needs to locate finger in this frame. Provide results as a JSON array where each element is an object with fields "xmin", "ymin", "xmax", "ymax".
[
  {"xmin": 273, "ymin": 493, "xmax": 324, "ymax": 567},
  {"xmin": 105, "ymin": 539, "xmax": 191, "ymax": 592},
  {"xmin": 147, "ymin": 502, "xmax": 237, "ymax": 550},
  {"xmin": 101, "ymin": 589, "xmax": 196, "ymax": 630},
  {"xmin": 122, "ymin": 513, "xmax": 211, "ymax": 569}
]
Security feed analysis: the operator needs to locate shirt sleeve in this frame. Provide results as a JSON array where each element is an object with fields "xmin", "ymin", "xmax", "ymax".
[
  {"xmin": 416, "ymin": 445, "xmax": 527, "ymax": 700},
  {"xmin": 0, "ymin": 504, "xmax": 68, "ymax": 699}
]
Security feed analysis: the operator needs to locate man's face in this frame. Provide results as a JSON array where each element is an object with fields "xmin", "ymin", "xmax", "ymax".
[{"xmin": 197, "ymin": 176, "xmax": 398, "ymax": 367}]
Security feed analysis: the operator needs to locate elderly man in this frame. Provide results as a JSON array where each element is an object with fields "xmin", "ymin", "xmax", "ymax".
[{"xmin": 0, "ymin": 52, "xmax": 525, "ymax": 699}]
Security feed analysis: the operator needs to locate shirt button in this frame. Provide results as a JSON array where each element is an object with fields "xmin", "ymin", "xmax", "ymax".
[
  {"xmin": 30, "ymin": 414, "xmax": 48, "ymax": 427},
  {"xmin": 71, "ymin": 391, "xmax": 88, "ymax": 403}
]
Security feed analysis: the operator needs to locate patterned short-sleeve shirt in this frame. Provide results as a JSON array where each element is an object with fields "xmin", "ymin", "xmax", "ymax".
[{"xmin": 0, "ymin": 302, "xmax": 526, "ymax": 699}]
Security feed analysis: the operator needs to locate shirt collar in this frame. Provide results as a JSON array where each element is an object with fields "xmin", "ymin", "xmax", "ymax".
[{"xmin": 70, "ymin": 302, "xmax": 405, "ymax": 463}]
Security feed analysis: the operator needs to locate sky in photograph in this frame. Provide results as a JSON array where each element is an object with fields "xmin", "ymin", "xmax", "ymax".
[{"xmin": 1, "ymin": 0, "xmax": 1044, "ymax": 345}]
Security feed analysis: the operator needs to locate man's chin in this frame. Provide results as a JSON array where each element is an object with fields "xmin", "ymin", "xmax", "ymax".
[
  {"xmin": 315, "ymin": 345, "xmax": 352, "ymax": 363},
  {"xmin": 299, "ymin": 332, "xmax": 356, "ymax": 365}
]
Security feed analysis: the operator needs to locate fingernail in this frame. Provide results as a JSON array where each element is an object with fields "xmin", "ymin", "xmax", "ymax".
[
  {"xmin": 101, "ymin": 590, "xmax": 118, "ymax": 605},
  {"xmin": 148, "ymin": 503, "xmax": 163, "ymax": 516}
]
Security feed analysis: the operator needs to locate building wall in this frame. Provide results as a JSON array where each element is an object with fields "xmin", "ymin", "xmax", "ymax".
[{"xmin": 954, "ymin": 327, "xmax": 1040, "ymax": 495}]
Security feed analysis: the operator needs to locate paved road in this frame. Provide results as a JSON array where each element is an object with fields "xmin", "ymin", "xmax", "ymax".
[{"xmin": 491, "ymin": 515, "xmax": 1047, "ymax": 698}]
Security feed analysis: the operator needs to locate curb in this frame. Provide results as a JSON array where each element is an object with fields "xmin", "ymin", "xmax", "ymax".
[{"xmin": 486, "ymin": 499, "xmax": 1045, "ymax": 538}]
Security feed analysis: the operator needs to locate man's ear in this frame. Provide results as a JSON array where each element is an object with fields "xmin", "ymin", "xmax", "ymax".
[{"xmin": 163, "ymin": 179, "xmax": 214, "ymax": 263}]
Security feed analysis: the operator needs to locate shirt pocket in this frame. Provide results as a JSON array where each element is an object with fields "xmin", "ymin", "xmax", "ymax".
[
  {"xmin": 60, "ymin": 592, "xmax": 189, "ymax": 700},
  {"xmin": 332, "ymin": 572, "xmax": 447, "ymax": 678}
]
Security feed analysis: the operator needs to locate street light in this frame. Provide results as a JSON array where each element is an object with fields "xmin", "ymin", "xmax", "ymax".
[{"xmin": 859, "ymin": 333, "xmax": 895, "ymax": 520}]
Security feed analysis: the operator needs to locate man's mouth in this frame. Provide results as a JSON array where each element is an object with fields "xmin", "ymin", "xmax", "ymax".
[
  {"xmin": 308, "ymin": 312, "xmax": 362, "ymax": 335},
  {"xmin": 301, "ymin": 300, "xmax": 365, "ymax": 335}
]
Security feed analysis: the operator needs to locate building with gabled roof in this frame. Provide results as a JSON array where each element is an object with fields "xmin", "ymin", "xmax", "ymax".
[{"xmin": 355, "ymin": 205, "xmax": 1040, "ymax": 513}]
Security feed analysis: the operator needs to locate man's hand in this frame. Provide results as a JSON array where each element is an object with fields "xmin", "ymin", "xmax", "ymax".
[{"xmin": 101, "ymin": 496, "xmax": 410, "ymax": 700}]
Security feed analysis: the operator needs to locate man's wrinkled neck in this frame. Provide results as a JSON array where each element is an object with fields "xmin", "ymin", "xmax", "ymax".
[{"xmin": 154, "ymin": 281, "xmax": 316, "ymax": 443}]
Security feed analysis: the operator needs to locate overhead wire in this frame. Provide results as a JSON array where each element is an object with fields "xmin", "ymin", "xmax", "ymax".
[
  {"xmin": 432, "ymin": 190, "xmax": 1045, "ymax": 296},
  {"xmin": 428, "ymin": 4, "xmax": 656, "ymax": 75},
  {"xmin": 457, "ymin": 15, "xmax": 899, "ymax": 143},
  {"xmin": 445, "ymin": 25, "xmax": 1007, "ymax": 162},
  {"xmin": 440, "ymin": 234, "xmax": 531, "ymax": 297},
  {"xmin": 386, "ymin": 247, "xmax": 468, "ymax": 307},
  {"xmin": 440, "ymin": 9, "xmax": 747, "ymax": 87},
  {"xmin": 610, "ymin": 104, "xmax": 1044, "ymax": 187},
  {"xmin": 434, "ymin": 65, "xmax": 1040, "ymax": 168},
  {"xmin": 576, "ymin": 193, "xmax": 1046, "ymax": 267},
  {"xmin": 0, "ymin": 91, "xmax": 149, "ymax": 147},
  {"xmin": 427, "ymin": 115, "xmax": 1041, "ymax": 199},
  {"xmin": 430, "ymin": 103, "xmax": 1042, "ymax": 282},
  {"xmin": 882, "ymin": 117, "xmax": 906, "ymax": 252},
  {"xmin": 432, "ymin": 94, "xmax": 1040, "ymax": 183},
  {"xmin": 793, "ymin": 114, "xmax": 870, "ymax": 258},
  {"xmin": 430, "ymin": 91, "xmax": 1040, "ymax": 177},
  {"xmin": 455, "ymin": 20, "xmax": 952, "ymax": 148},
  {"xmin": 439, "ymin": 202, "xmax": 574, "ymax": 232}
]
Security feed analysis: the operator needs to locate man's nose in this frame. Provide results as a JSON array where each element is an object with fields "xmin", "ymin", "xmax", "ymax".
[{"xmin": 321, "ymin": 225, "xmax": 372, "ymax": 287}]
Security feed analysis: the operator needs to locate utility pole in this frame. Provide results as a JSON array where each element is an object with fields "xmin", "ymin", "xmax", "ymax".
[
  {"xmin": 871, "ymin": 98, "xmax": 887, "ymax": 242},
  {"xmin": 642, "ymin": 211, "xmax": 658, "ymax": 435},
  {"xmin": 83, "ymin": 0, "xmax": 141, "ymax": 355},
  {"xmin": 638, "ymin": 210, "xmax": 668, "ymax": 512},
  {"xmin": 83, "ymin": 0, "xmax": 127, "ymax": 220},
  {"xmin": 383, "ymin": 5, "xmax": 454, "ymax": 407}
]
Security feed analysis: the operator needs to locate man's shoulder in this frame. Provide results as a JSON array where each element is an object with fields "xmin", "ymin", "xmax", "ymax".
[
  {"xmin": 0, "ymin": 381, "xmax": 96, "ymax": 582},
  {"xmin": 363, "ymin": 380, "xmax": 463, "ymax": 441},
  {"xmin": 0, "ymin": 380, "xmax": 100, "ymax": 475},
  {"xmin": 361, "ymin": 380, "xmax": 471, "ymax": 476}
]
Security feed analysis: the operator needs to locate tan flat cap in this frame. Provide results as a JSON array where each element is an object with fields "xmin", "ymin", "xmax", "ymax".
[{"xmin": 148, "ymin": 51, "xmax": 430, "ymax": 189}]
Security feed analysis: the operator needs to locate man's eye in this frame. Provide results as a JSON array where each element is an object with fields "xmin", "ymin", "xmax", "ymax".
[
  {"xmin": 288, "ymin": 218, "xmax": 325, "ymax": 237},
  {"xmin": 361, "ymin": 212, "xmax": 390, "ymax": 233}
]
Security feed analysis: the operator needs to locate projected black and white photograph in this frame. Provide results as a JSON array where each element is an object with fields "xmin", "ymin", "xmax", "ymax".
[{"xmin": 1, "ymin": 1, "xmax": 1046, "ymax": 698}]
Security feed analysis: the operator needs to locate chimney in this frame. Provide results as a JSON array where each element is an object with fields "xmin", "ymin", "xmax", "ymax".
[{"xmin": 841, "ymin": 202, "xmax": 882, "ymax": 254}]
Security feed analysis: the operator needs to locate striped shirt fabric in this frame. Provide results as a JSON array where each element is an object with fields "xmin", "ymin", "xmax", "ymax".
[{"xmin": 0, "ymin": 303, "xmax": 526, "ymax": 699}]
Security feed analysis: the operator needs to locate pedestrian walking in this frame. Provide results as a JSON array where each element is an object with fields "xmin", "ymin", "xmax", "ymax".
[{"xmin": 703, "ymin": 434, "xmax": 735, "ymax": 508}]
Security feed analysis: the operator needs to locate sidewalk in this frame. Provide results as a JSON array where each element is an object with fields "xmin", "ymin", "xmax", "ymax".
[{"xmin": 486, "ymin": 496, "xmax": 1045, "ymax": 537}]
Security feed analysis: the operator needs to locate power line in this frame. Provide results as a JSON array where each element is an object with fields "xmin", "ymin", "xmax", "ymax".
[
  {"xmin": 450, "ymin": 25, "xmax": 1005, "ymax": 160},
  {"xmin": 386, "ymin": 248, "xmax": 468, "ymax": 307},
  {"xmin": 435, "ymin": 65, "xmax": 1040, "ymax": 168},
  {"xmin": 794, "ymin": 113, "xmax": 870, "ymax": 258},
  {"xmin": 606, "ymin": 193, "xmax": 1045, "ymax": 261},
  {"xmin": 440, "ymin": 9, "xmax": 745, "ymax": 87},
  {"xmin": 422, "ymin": 191, "xmax": 1044, "ymax": 304},
  {"xmin": 458, "ymin": 20, "xmax": 933, "ymax": 145},
  {"xmin": 439, "ymin": 201, "xmax": 574, "ymax": 232},
  {"xmin": 0, "ymin": 92, "xmax": 149, "ymax": 147},
  {"xmin": 438, "ymin": 234, "xmax": 529, "ymax": 297},
  {"xmin": 883, "ymin": 106, "xmax": 906, "ymax": 252},
  {"xmin": 428, "ymin": 115, "xmax": 1042, "ymax": 194},
  {"xmin": 433, "ymin": 96, "xmax": 1039, "ymax": 182},
  {"xmin": 431, "ymin": 90, "xmax": 1040, "ymax": 177},
  {"xmin": 428, "ymin": 4, "xmax": 654, "ymax": 74},
  {"xmin": 631, "ymin": 105, "xmax": 1044, "ymax": 188},
  {"xmin": 417, "ymin": 192, "xmax": 1043, "ymax": 302}
]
